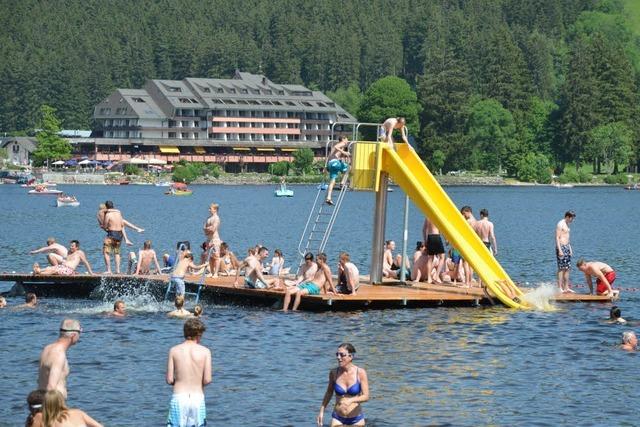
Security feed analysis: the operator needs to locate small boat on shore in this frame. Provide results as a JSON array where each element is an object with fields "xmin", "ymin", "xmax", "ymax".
[
  {"xmin": 28, "ymin": 185, "xmax": 63, "ymax": 195},
  {"xmin": 275, "ymin": 183, "xmax": 294, "ymax": 197},
  {"xmin": 56, "ymin": 194, "xmax": 80, "ymax": 207},
  {"xmin": 165, "ymin": 182, "xmax": 193, "ymax": 196},
  {"xmin": 155, "ymin": 181, "xmax": 172, "ymax": 187},
  {"xmin": 552, "ymin": 183, "xmax": 574, "ymax": 188},
  {"xmin": 624, "ymin": 184, "xmax": 640, "ymax": 190}
]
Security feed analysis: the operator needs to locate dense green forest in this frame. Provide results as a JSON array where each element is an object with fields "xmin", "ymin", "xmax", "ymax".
[{"xmin": 1, "ymin": 0, "xmax": 640, "ymax": 178}]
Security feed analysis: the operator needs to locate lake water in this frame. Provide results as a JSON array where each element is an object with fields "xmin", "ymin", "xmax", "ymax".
[{"xmin": 1, "ymin": 184, "xmax": 639, "ymax": 426}]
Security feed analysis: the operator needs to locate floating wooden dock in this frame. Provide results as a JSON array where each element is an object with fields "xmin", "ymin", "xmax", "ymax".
[{"xmin": 0, "ymin": 272, "xmax": 616, "ymax": 311}]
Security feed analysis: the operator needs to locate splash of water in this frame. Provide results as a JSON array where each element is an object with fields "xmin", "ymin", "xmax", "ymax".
[{"xmin": 522, "ymin": 282, "xmax": 559, "ymax": 311}]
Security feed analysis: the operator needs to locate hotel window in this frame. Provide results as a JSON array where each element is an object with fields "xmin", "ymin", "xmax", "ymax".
[
  {"xmin": 223, "ymin": 99, "xmax": 236, "ymax": 104},
  {"xmin": 216, "ymin": 88, "xmax": 224, "ymax": 93},
  {"xmin": 285, "ymin": 101, "xmax": 295, "ymax": 106},
  {"xmin": 240, "ymin": 89, "xmax": 248, "ymax": 94},
  {"xmin": 181, "ymin": 132, "xmax": 188, "ymax": 138},
  {"xmin": 169, "ymin": 132, "xmax": 176, "ymax": 138},
  {"xmin": 132, "ymin": 97, "xmax": 145, "ymax": 103},
  {"xmin": 168, "ymin": 87, "xmax": 182, "ymax": 92},
  {"xmin": 264, "ymin": 90, "xmax": 272, "ymax": 95},
  {"xmin": 228, "ymin": 88, "xmax": 236, "ymax": 94},
  {"xmin": 272, "ymin": 100, "xmax": 282, "ymax": 105},
  {"xmin": 190, "ymin": 98, "xmax": 198, "ymax": 103},
  {"xmin": 236, "ymin": 100, "xmax": 248, "ymax": 105},
  {"xmin": 339, "ymin": 113, "xmax": 350, "ymax": 119},
  {"xmin": 251, "ymin": 89, "xmax": 260, "ymax": 94},
  {"xmin": 278, "ymin": 90, "xmax": 284, "ymax": 95},
  {"xmin": 179, "ymin": 98, "xmax": 191, "ymax": 103},
  {"xmin": 181, "ymin": 121, "xmax": 189, "ymax": 127},
  {"xmin": 317, "ymin": 102, "xmax": 327, "ymax": 107},
  {"xmin": 301, "ymin": 102, "xmax": 312, "ymax": 107},
  {"xmin": 202, "ymin": 87, "xmax": 211, "ymax": 93},
  {"xmin": 327, "ymin": 102, "xmax": 335, "ymax": 107},
  {"xmin": 194, "ymin": 133, "xmax": 199, "ymax": 139}
]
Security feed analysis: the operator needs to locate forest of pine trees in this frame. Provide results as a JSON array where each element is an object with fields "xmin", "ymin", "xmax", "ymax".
[{"xmin": 1, "ymin": 0, "xmax": 639, "ymax": 177}]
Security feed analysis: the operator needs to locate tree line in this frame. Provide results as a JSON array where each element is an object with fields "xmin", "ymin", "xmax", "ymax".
[{"xmin": 1, "ymin": 0, "xmax": 639, "ymax": 179}]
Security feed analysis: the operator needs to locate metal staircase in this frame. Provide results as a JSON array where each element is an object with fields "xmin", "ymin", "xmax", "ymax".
[
  {"xmin": 164, "ymin": 243, "xmax": 209, "ymax": 305},
  {"xmin": 296, "ymin": 174, "xmax": 349, "ymax": 272}
]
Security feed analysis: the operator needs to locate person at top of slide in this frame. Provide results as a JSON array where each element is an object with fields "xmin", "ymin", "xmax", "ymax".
[{"xmin": 380, "ymin": 117, "xmax": 408, "ymax": 149}]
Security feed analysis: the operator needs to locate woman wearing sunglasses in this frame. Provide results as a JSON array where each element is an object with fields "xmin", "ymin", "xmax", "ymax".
[{"xmin": 317, "ymin": 343, "xmax": 369, "ymax": 426}]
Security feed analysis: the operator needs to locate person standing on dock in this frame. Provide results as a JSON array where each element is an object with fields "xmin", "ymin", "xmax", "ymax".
[
  {"xmin": 422, "ymin": 218, "xmax": 446, "ymax": 284},
  {"xmin": 100, "ymin": 201, "xmax": 144, "ymax": 274},
  {"xmin": 325, "ymin": 136, "xmax": 351, "ymax": 205},
  {"xmin": 166, "ymin": 318, "xmax": 212, "ymax": 427},
  {"xmin": 555, "ymin": 210, "xmax": 576, "ymax": 293},
  {"xmin": 29, "ymin": 238, "xmax": 68, "ymax": 266},
  {"xmin": 460, "ymin": 206, "xmax": 476, "ymax": 286},
  {"xmin": 38, "ymin": 318, "xmax": 82, "ymax": 399},
  {"xmin": 576, "ymin": 259, "xmax": 619, "ymax": 297},
  {"xmin": 203, "ymin": 203, "xmax": 222, "ymax": 277},
  {"xmin": 476, "ymin": 209, "xmax": 498, "ymax": 256}
]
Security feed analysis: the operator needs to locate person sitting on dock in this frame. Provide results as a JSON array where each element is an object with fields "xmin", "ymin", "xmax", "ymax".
[
  {"xmin": 267, "ymin": 248, "xmax": 286, "ymax": 276},
  {"xmin": 99, "ymin": 201, "xmax": 144, "ymax": 274},
  {"xmin": 170, "ymin": 252, "xmax": 208, "ymax": 297},
  {"xmin": 325, "ymin": 136, "xmax": 351, "ymax": 206},
  {"xmin": 218, "ymin": 242, "xmax": 240, "ymax": 277},
  {"xmin": 621, "ymin": 331, "xmax": 637, "ymax": 351},
  {"xmin": 285, "ymin": 253, "xmax": 318, "ymax": 287},
  {"xmin": 29, "ymin": 238, "xmax": 68, "ymax": 266},
  {"xmin": 576, "ymin": 259, "xmax": 619, "ymax": 298},
  {"xmin": 234, "ymin": 247, "xmax": 282, "ymax": 289},
  {"xmin": 33, "ymin": 240, "xmax": 93, "ymax": 276},
  {"xmin": 109, "ymin": 300, "xmax": 126, "ymax": 317},
  {"xmin": 282, "ymin": 253, "xmax": 335, "ymax": 311},
  {"xmin": 134, "ymin": 240, "xmax": 162, "ymax": 276},
  {"xmin": 168, "ymin": 295, "xmax": 192, "ymax": 318},
  {"xmin": 383, "ymin": 241, "xmax": 398, "ymax": 279},
  {"xmin": 165, "ymin": 318, "xmax": 212, "ymax": 427},
  {"xmin": 337, "ymin": 252, "xmax": 359, "ymax": 295}
]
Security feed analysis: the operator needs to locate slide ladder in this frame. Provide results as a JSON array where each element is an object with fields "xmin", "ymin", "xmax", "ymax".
[
  {"xmin": 376, "ymin": 143, "xmax": 527, "ymax": 309},
  {"xmin": 296, "ymin": 177, "xmax": 349, "ymax": 271}
]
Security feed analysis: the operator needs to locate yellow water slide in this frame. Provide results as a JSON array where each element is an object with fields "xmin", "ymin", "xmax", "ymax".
[{"xmin": 380, "ymin": 143, "xmax": 527, "ymax": 309}]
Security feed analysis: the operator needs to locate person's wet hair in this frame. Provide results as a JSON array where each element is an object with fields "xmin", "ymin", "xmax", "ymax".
[
  {"xmin": 70, "ymin": 239, "xmax": 80, "ymax": 247},
  {"xmin": 317, "ymin": 252, "xmax": 327, "ymax": 263},
  {"xmin": 258, "ymin": 247, "xmax": 269, "ymax": 255},
  {"xmin": 174, "ymin": 295, "xmax": 185, "ymax": 309},
  {"xmin": 565, "ymin": 210, "xmax": 576, "ymax": 218},
  {"xmin": 461, "ymin": 206, "xmax": 472, "ymax": 214},
  {"xmin": 26, "ymin": 293, "xmax": 36, "ymax": 303},
  {"xmin": 274, "ymin": 249, "xmax": 282, "ymax": 257},
  {"xmin": 480, "ymin": 208, "xmax": 488, "ymax": 217},
  {"xmin": 622, "ymin": 330, "xmax": 636, "ymax": 344},
  {"xmin": 193, "ymin": 305, "xmax": 203, "ymax": 317},
  {"xmin": 338, "ymin": 342, "xmax": 356, "ymax": 355},
  {"xmin": 304, "ymin": 253, "xmax": 314, "ymax": 261},
  {"xmin": 143, "ymin": 240, "xmax": 152, "ymax": 250},
  {"xmin": 105, "ymin": 200, "xmax": 114, "ymax": 209},
  {"xmin": 114, "ymin": 300, "xmax": 124, "ymax": 311},
  {"xmin": 184, "ymin": 318, "xmax": 206, "ymax": 339},
  {"xmin": 339, "ymin": 252, "xmax": 350, "ymax": 263},
  {"xmin": 610, "ymin": 306, "xmax": 622, "ymax": 319},
  {"xmin": 576, "ymin": 258, "xmax": 586, "ymax": 268},
  {"xmin": 416, "ymin": 241, "xmax": 424, "ymax": 250}
]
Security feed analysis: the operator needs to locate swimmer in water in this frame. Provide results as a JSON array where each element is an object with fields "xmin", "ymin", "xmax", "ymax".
[
  {"xmin": 168, "ymin": 295, "xmax": 192, "ymax": 318},
  {"xmin": 609, "ymin": 306, "xmax": 626, "ymax": 324},
  {"xmin": 110, "ymin": 300, "xmax": 126, "ymax": 317},
  {"xmin": 621, "ymin": 331, "xmax": 637, "ymax": 351},
  {"xmin": 317, "ymin": 343, "xmax": 369, "ymax": 426}
]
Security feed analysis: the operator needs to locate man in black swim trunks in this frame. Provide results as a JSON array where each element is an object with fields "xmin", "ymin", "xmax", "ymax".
[
  {"xmin": 422, "ymin": 217, "xmax": 445, "ymax": 283},
  {"xmin": 102, "ymin": 200, "xmax": 125, "ymax": 274}
]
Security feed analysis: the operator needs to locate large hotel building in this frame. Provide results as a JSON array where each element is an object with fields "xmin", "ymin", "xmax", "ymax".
[{"xmin": 91, "ymin": 71, "xmax": 356, "ymax": 170}]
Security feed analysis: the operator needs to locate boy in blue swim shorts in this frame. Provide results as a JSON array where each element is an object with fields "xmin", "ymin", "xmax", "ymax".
[{"xmin": 325, "ymin": 136, "xmax": 351, "ymax": 205}]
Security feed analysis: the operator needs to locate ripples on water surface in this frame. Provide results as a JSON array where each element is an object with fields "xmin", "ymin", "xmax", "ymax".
[{"xmin": 1, "ymin": 184, "xmax": 639, "ymax": 425}]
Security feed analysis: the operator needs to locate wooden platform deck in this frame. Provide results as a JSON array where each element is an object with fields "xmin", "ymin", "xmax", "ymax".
[{"xmin": 0, "ymin": 272, "xmax": 616, "ymax": 311}]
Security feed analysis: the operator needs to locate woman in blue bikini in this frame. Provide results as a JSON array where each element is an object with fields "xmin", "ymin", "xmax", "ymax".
[{"xmin": 317, "ymin": 343, "xmax": 369, "ymax": 426}]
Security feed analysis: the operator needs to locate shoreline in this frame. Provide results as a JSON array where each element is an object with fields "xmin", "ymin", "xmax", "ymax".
[{"xmin": 1, "ymin": 170, "xmax": 630, "ymax": 187}]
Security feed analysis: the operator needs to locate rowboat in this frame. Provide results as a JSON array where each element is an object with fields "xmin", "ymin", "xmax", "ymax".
[
  {"xmin": 165, "ymin": 182, "xmax": 193, "ymax": 196},
  {"xmin": 56, "ymin": 195, "xmax": 80, "ymax": 207}
]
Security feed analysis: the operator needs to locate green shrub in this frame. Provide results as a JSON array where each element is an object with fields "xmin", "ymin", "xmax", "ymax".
[
  {"xmin": 515, "ymin": 153, "xmax": 552, "ymax": 183},
  {"xmin": 558, "ymin": 169, "xmax": 579, "ymax": 184},
  {"xmin": 268, "ymin": 161, "xmax": 290, "ymax": 176},
  {"xmin": 577, "ymin": 170, "xmax": 592, "ymax": 183},
  {"xmin": 124, "ymin": 164, "xmax": 143, "ymax": 175},
  {"xmin": 603, "ymin": 174, "xmax": 629, "ymax": 184}
]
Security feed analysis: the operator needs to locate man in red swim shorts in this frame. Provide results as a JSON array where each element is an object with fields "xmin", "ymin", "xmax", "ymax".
[{"xmin": 576, "ymin": 259, "xmax": 619, "ymax": 297}]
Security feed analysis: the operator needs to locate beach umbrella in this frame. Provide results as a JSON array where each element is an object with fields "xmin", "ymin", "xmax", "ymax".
[
  {"xmin": 64, "ymin": 159, "xmax": 78, "ymax": 166},
  {"xmin": 78, "ymin": 159, "xmax": 92, "ymax": 165},
  {"xmin": 51, "ymin": 160, "xmax": 65, "ymax": 165}
]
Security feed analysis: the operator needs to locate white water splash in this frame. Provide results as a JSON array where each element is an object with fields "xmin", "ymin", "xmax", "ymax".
[{"xmin": 522, "ymin": 282, "xmax": 560, "ymax": 311}]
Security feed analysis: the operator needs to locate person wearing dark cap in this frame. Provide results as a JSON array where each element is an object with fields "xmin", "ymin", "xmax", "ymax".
[{"xmin": 555, "ymin": 210, "xmax": 576, "ymax": 293}]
